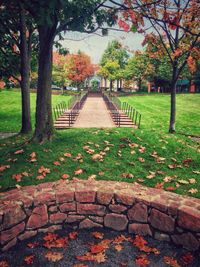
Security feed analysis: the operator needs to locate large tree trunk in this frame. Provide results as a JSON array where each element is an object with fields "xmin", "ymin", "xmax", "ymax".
[
  {"xmin": 19, "ymin": 7, "xmax": 32, "ymax": 134},
  {"xmin": 169, "ymin": 63, "xmax": 178, "ymax": 133},
  {"xmin": 33, "ymin": 26, "xmax": 56, "ymax": 142}
]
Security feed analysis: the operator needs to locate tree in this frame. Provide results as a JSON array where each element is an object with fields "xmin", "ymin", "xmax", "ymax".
[
  {"xmin": 0, "ymin": 2, "xmax": 37, "ymax": 133},
  {"xmin": 99, "ymin": 40, "xmax": 129, "ymax": 89},
  {"xmin": 98, "ymin": 60, "xmax": 120, "ymax": 91},
  {"xmin": 52, "ymin": 52, "xmax": 70, "ymax": 88},
  {"xmin": 116, "ymin": 0, "xmax": 200, "ymax": 132},
  {"xmin": 65, "ymin": 52, "xmax": 95, "ymax": 90},
  {"xmin": 17, "ymin": 0, "xmax": 116, "ymax": 142},
  {"xmin": 124, "ymin": 51, "xmax": 155, "ymax": 90}
]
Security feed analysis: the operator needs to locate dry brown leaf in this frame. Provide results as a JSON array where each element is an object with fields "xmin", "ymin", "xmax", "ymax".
[
  {"xmin": 45, "ymin": 251, "xmax": 64, "ymax": 262},
  {"xmin": 87, "ymin": 174, "xmax": 96, "ymax": 181},
  {"xmin": 62, "ymin": 174, "xmax": 70, "ymax": 179},
  {"xmin": 138, "ymin": 157, "xmax": 145, "ymax": 163},
  {"xmin": 92, "ymin": 231, "xmax": 104, "ymax": 239},
  {"xmin": 74, "ymin": 169, "xmax": 83, "ymax": 175},
  {"xmin": 189, "ymin": 178, "xmax": 196, "ymax": 184},
  {"xmin": 114, "ymin": 244, "xmax": 123, "ymax": 251},
  {"xmin": 163, "ymin": 256, "xmax": 180, "ymax": 267},
  {"xmin": 188, "ymin": 188, "xmax": 198, "ymax": 194},
  {"xmin": 14, "ymin": 149, "xmax": 24, "ymax": 155},
  {"xmin": 64, "ymin": 152, "xmax": 72, "ymax": 158},
  {"xmin": 0, "ymin": 165, "xmax": 10, "ymax": 172},
  {"xmin": 92, "ymin": 154, "xmax": 103, "ymax": 161}
]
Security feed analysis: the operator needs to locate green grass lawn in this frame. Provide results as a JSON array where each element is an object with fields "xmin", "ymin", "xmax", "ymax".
[
  {"xmin": 0, "ymin": 92, "xmax": 199, "ymax": 198},
  {"xmin": 0, "ymin": 90, "xmax": 71, "ymax": 132},
  {"xmin": 120, "ymin": 93, "xmax": 200, "ymax": 136}
]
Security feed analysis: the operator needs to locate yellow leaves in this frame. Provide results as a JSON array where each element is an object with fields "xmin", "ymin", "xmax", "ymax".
[{"xmin": 45, "ymin": 251, "xmax": 64, "ymax": 262}]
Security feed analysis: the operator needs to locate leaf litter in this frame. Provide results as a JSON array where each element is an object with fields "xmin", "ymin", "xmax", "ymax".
[{"xmin": 0, "ymin": 229, "xmax": 199, "ymax": 267}]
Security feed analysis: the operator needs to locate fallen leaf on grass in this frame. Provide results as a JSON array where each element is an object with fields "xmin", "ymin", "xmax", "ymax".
[
  {"xmin": 29, "ymin": 152, "xmax": 37, "ymax": 162},
  {"xmin": 0, "ymin": 165, "xmax": 10, "ymax": 172},
  {"xmin": 182, "ymin": 158, "xmax": 192, "ymax": 166},
  {"xmin": 64, "ymin": 152, "xmax": 72, "ymax": 158},
  {"xmin": 135, "ymin": 254, "xmax": 150, "ymax": 267},
  {"xmin": 163, "ymin": 176, "xmax": 173, "ymax": 182},
  {"xmin": 0, "ymin": 260, "xmax": 9, "ymax": 267},
  {"xmin": 74, "ymin": 169, "xmax": 83, "ymax": 175},
  {"xmin": 188, "ymin": 188, "xmax": 198, "ymax": 194},
  {"xmin": 154, "ymin": 182, "xmax": 164, "ymax": 189},
  {"xmin": 138, "ymin": 157, "xmax": 145, "ymax": 163},
  {"xmin": 38, "ymin": 166, "xmax": 50, "ymax": 176},
  {"xmin": 45, "ymin": 251, "xmax": 64, "ymax": 262},
  {"xmin": 122, "ymin": 173, "xmax": 134, "ymax": 179},
  {"xmin": 24, "ymin": 255, "xmax": 35, "ymax": 265},
  {"xmin": 88, "ymin": 174, "xmax": 96, "ymax": 181},
  {"xmin": 178, "ymin": 179, "xmax": 189, "ymax": 184},
  {"xmin": 62, "ymin": 174, "xmax": 70, "ymax": 179},
  {"xmin": 14, "ymin": 149, "xmax": 24, "ymax": 155},
  {"xmin": 54, "ymin": 161, "xmax": 61, "ymax": 166},
  {"xmin": 92, "ymin": 154, "xmax": 103, "ymax": 161},
  {"xmin": 12, "ymin": 173, "xmax": 22, "ymax": 182},
  {"xmin": 92, "ymin": 232, "xmax": 104, "ymax": 239},
  {"xmin": 163, "ymin": 256, "xmax": 180, "ymax": 267},
  {"xmin": 36, "ymin": 175, "xmax": 45, "ymax": 180},
  {"xmin": 168, "ymin": 164, "xmax": 176, "ymax": 169},
  {"xmin": 146, "ymin": 172, "xmax": 156, "ymax": 179},
  {"xmin": 189, "ymin": 178, "xmax": 196, "ymax": 184}
]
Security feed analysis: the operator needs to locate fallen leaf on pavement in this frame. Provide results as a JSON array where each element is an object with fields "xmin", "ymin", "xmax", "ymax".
[{"xmin": 45, "ymin": 251, "xmax": 64, "ymax": 262}]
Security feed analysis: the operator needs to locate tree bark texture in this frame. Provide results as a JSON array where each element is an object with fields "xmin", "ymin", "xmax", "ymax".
[
  {"xmin": 19, "ymin": 7, "xmax": 32, "ymax": 134},
  {"xmin": 33, "ymin": 26, "xmax": 55, "ymax": 142},
  {"xmin": 169, "ymin": 63, "xmax": 178, "ymax": 133}
]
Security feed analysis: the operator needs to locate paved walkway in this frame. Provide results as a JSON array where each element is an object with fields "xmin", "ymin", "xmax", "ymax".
[{"xmin": 73, "ymin": 96, "xmax": 115, "ymax": 128}]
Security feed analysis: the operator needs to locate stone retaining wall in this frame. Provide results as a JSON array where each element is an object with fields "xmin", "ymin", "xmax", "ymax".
[{"xmin": 1, "ymin": 179, "xmax": 200, "ymax": 251}]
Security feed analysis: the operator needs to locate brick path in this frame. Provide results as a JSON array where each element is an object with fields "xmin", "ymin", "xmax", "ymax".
[
  {"xmin": 73, "ymin": 97, "xmax": 115, "ymax": 128},
  {"xmin": 1, "ymin": 179, "xmax": 200, "ymax": 251}
]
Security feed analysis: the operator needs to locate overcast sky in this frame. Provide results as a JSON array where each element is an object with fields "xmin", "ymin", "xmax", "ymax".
[{"xmin": 59, "ymin": 30, "xmax": 144, "ymax": 64}]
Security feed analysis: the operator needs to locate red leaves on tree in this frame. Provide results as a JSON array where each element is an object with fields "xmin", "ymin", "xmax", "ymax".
[
  {"xmin": 69, "ymin": 231, "xmax": 78, "ymax": 240},
  {"xmin": 118, "ymin": 19, "xmax": 130, "ymax": 32},
  {"xmin": 180, "ymin": 252, "xmax": 194, "ymax": 265}
]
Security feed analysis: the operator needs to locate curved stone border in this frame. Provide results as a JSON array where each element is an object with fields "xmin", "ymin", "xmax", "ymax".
[{"xmin": 0, "ymin": 179, "xmax": 200, "ymax": 251}]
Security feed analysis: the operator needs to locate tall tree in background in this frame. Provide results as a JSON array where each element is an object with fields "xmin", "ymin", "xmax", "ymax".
[
  {"xmin": 117, "ymin": 0, "xmax": 200, "ymax": 132},
  {"xmin": 100, "ymin": 40, "xmax": 129, "ymax": 89},
  {"xmin": 0, "ymin": 2, "xmax": 37, "ymax": 134},
  {"xmin": 66, "ymin": 52, "xmax": 95, "ymax": 90}
]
